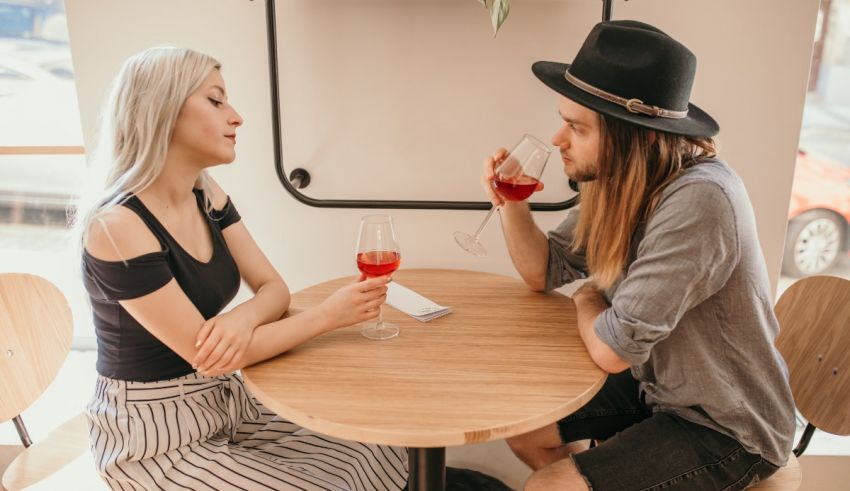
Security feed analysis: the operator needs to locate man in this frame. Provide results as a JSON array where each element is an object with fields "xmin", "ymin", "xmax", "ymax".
[{"xmin": 484, "ymin": 20, "xmax": 796, "ymax": 490}]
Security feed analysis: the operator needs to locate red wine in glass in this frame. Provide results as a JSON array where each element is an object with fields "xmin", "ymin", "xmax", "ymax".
[
  {"xmin": 454, "ymin": 134, "xmax": 550, "ymax": 256},
  {"xmin": 357, "ymin": 251, "xmax": 401, "ymax": 277},
  {"xmin": 356, "ymin": 215, "xmax": 401, "ymax": 340},
  {"xmin": 492, "ymin": 175, "xmax": 541, "ymax": 202}
]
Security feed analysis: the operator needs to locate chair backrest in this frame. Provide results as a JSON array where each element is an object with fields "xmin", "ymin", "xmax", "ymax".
[
  {"xmin": 775, "ymin": 275, "xmax": 850, "ymax": 436},
  {"xmin": 0, "ymin": 273, "xmax": 73, "ymax": 423}
]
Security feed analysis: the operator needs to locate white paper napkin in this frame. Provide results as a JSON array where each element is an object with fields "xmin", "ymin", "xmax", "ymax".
[{"xmin": 386, "ymin": 282, "xmax": 452, "ymax": 322}]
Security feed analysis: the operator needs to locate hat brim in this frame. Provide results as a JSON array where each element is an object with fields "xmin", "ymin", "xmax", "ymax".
[{"xmin": 532, "ymin": 61, "xmax": 719, "ymax": 138}]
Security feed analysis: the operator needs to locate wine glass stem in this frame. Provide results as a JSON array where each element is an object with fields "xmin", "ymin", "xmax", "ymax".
[
  {"xmin": 376, "ymin": 304, "xmax": 384, "ymax": 329},
  {"xmin": 472, "ymin": 205, "xmax": 501, "ymax": 240}
]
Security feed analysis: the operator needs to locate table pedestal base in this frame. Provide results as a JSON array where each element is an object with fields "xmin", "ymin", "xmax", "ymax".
[{"xmin": 408, "ymin": 447, "xmax": 445, "ymax": 491}]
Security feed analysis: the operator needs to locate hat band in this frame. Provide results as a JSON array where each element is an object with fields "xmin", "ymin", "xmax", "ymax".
[{"xmin": 564, "ymin": 71, "xmax": 689, "ymax": 119}]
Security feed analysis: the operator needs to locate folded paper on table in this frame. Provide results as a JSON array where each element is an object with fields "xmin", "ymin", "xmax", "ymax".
[{"xmin": 386, "ymin": 282, "xmax": 452, "ymax": 322}]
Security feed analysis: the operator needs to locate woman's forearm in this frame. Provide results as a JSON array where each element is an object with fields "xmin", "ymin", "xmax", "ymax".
[
  {"xmin": 239, "ymin": 307, "xmax": 332, "ymax": 367},
  {"xmin": 229, "ymin": 278, "xmax": 291, "ymax": 328},
  {"xmin": 234, "ymin": 276, "xmax": 389, "ymax": 372}
]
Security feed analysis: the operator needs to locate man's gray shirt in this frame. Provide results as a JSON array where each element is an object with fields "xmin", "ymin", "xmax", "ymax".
[{"xmin": 545, "ymin": 158, "xmax": 795, "ymax": 466}]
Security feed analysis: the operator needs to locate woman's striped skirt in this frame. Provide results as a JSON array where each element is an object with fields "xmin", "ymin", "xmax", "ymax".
[{"xmin": 86, "ymin": 372, "xmax": 408, "ymax": 490}]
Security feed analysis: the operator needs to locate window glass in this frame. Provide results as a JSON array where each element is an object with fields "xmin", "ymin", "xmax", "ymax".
[
  {"xmin": 780, "ymin": 0, "xmax": 850, "ymax": 457},
  {"xmin": 780, "ymin": 0, "xmax": 850, "ymax": 289},
  {"xmin": 0, "ymin": 0, "xmax": 91, "ymax": 341}
]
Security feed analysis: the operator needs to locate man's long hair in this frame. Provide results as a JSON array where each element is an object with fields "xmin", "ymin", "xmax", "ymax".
[{"xmin": 572, "ymin": 115, "xmax": 718, "ymax": 289}]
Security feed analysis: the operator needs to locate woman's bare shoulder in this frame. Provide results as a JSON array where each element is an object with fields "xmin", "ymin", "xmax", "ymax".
[{"xmin": 85, "ymin": 205, "xmax": 162, "ymax": 261}]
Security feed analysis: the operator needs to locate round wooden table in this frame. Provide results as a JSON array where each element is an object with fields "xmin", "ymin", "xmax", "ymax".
[{"xmin": 242, "ymin": 269, "xmax": 606, "ymax": 491}]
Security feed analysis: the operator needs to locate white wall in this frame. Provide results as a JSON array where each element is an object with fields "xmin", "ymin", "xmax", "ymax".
[
  {"xmin": 273, "ymin": 0, "xmax": 583, "ymax": 203},
  {"xmin": 64, "ymin": 0, "xmax": 820, "ymax": 487}
]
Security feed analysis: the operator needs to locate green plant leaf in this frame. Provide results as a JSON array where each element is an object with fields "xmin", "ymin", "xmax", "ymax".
[{"xmin": 490, "ymin": 0, "xmax": 510, "ymax": 36}]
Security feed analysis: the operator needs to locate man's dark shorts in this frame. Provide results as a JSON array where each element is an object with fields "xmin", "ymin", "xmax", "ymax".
[{"xmin": 558, "ymin": 371, "xmax": 781, "ymax": 490}]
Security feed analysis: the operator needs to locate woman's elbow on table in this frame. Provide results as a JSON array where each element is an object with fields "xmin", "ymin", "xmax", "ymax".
[
  {"xmin": 278, "ymin": 281, "xmax": 292, "ymax": 312},
  {"xmin": 260, "ymin": 276, "xmax": 291, "ymax": 318}
]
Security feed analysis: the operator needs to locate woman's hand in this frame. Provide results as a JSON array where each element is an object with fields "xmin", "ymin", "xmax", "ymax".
[
  {"xmin": 192, "ymin": 310, "xmax": 255, "ymax": 375},
  {"xmin": 317, "ymin": 275, "xmax": 390, "ymax": 331}
]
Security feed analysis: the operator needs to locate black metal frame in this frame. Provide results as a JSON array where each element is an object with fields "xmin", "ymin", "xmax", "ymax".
[
  {"xmin": 793, "ymin": 422, "xmax": 816, "ymax": 457},
  {"xmin": 13, "ymin": 415, "xmax": 33, "ymax": 448},
  {"xmin": 263, "ymin": 0, "xmax": 580, "ymax": 211},
  {"xmin": 602, "ymin": 0, "xmax": 614, "ymax": 21},
  {"xmin": 408, "ymin": 448, "xmax": 446, "ymax": 491}
]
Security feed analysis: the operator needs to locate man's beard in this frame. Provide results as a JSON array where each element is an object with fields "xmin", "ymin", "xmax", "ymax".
[{"xmin": 566, "ymin": 161, "xmax": 598, "ymax": 182}]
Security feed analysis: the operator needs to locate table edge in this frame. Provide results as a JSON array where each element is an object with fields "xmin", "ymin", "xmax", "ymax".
[
  {"xmin": 242, "ymin": 370, "xmax": 607, "ymax": 448},
  {"xmin": 241, "ymin": 268, "xmax": 606, "ymax": 448}
]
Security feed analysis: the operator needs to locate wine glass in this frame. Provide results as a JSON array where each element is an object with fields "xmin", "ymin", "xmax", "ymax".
[
  {"xmin": 356, "ymin": 215, "xmax": 401, "ymax": 340},
  {"xmin": 454, "ymin": 134, "xmax": 551, "ymax": 256}
]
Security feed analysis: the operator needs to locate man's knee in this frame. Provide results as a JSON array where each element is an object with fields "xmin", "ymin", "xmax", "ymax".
[
  {"xmin": 507, "ymin": 431, "xmax": 564, "ymax": 470},
  {"xmin": 524, "ymin": 458, "xmax": 589, "ymax": 491},
  {"xmin": 507, "ymin": 432, "xmax": 544, "ymax": 470},
  {"xmin": 506, "ymin": 432, "xmax": 532, "ymax": 456},
  {"xmin": 507, "ymin": 424, "xmax": 561, "ymax": 455}
]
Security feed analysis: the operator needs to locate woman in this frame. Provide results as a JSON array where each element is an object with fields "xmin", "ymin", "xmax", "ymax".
[{"xmin": 77, "ymin": 46, "xmax": 408, "ymax": 491}]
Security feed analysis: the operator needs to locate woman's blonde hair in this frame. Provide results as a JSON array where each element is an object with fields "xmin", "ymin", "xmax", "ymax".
[
  {"xmin": 73, "ymin": 46, "xmax": 221, "ymax": 242},
  {"xmin": 572, "ymin": 115, "xmax": 718, "ymax": 289}
]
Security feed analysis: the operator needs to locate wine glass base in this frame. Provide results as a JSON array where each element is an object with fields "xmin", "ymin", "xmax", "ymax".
[
  {"xmin": 453, "ymin": 231, "xmax": 487, "ymax": 257},
  {"xmin": 360, "ymin": 322, "xmax": 400, "ymax": 340}
]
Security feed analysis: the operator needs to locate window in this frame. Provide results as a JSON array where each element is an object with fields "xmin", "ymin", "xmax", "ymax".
[
  {"xmin": 780, "ymin": 0, "xmax": 850, "ymax": 457},
  {"xmin": 780, "ymin": 0, "xmax": 850, "ymax": 288},
  {"xmin": 0, "ymin": 0, "xmax": 91, "ymax": 344}
]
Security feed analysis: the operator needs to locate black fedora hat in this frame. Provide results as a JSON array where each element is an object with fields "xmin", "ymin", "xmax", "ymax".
[{"xmin": 533, "ymin": 20, "xmax": 719, "ymax": 137}]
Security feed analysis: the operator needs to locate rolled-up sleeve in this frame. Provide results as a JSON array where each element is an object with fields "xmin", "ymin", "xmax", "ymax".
[
  {"xmin": 545, "ymin": 208, "xmax": 588, "ymax": 291},
  {"xmin": 594, "ymin": 180, "xmax": 740, "ymax": 365}
]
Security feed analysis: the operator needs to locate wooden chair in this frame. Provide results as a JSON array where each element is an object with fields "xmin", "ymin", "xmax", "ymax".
[
  {"xmin": 0, "ymin": 273, "xmax": 106, "ymax": 490},
  {"xmin": 749, "ymin": 275, "xmax": 850, "ymax": 490}
]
